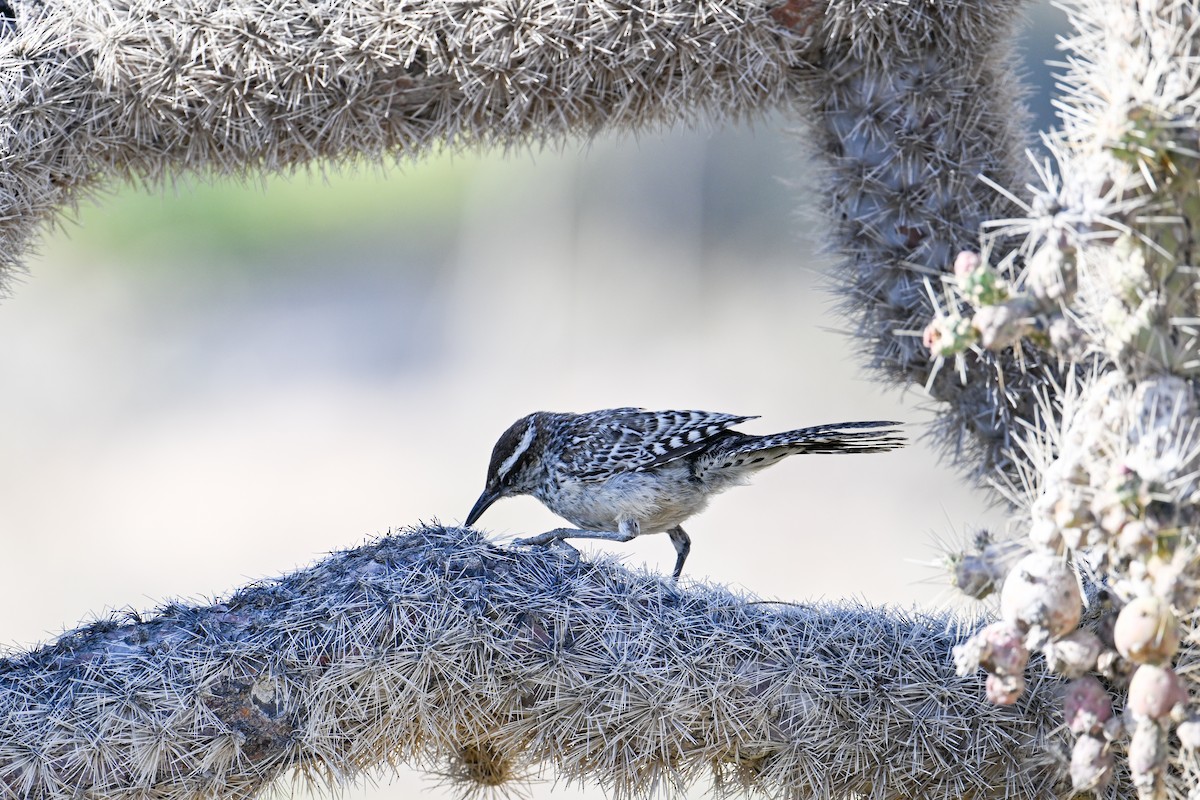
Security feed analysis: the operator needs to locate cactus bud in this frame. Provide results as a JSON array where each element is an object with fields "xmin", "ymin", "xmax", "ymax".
[{"xmin": 923, "ymin": 315, "xmax": 977, "ymax": 358}]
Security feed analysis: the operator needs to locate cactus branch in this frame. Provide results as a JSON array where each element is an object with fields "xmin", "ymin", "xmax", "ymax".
[
  {"xmin": 0, "ymin": 528, "xmax": 1071, "ymax": 799},
  {"xmin": 798, "ymin": 0, "xmax": 1055, "ymax": 488},
  {"xmin": 0, "ymin": 0, "xmax": 815, "ymax": 288}
]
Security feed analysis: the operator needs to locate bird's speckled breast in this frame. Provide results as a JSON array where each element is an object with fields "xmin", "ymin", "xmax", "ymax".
[{"xmin": 535, "ymin": 461, "xmax": 713, "ymax": 534}]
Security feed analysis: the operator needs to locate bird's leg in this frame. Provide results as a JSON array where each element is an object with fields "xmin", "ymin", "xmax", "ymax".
[
  {"xmin": 514, "ymin": 522, "xmax": 689, "ymax": 582},
  {"xmin": 514, "ymin": 519, "xmax": 641, "ymax": 549},
  {"xmin": 666, "ymin": 525, "xmax": 690, "ymax": 581}
]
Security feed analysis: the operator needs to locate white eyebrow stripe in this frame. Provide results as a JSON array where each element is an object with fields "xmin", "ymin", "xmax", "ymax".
[{"xmin": 497, "ymin": 424, "xmax": 537, "ymax": 478}]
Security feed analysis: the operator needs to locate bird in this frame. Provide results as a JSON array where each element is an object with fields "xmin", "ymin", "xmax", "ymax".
[{"xmin": 464, "ymin": 408, "xmax": 905, "ymax": 580}]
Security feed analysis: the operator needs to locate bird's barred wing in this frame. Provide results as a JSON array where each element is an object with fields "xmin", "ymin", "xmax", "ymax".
[{"xmin": 565, "ymin": 409, "xmax": 757, "ymax": 479}]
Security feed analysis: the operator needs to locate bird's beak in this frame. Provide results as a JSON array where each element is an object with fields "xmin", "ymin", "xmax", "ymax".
[{"xmin": 465, "ymin": 487, "xmax": 501, "ymax": 528}]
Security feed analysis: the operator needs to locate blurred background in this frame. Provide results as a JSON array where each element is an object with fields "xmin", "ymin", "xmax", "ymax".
[{"xmin": 0, "ymin": 3, "xmax": 1066, "ymax": 798}]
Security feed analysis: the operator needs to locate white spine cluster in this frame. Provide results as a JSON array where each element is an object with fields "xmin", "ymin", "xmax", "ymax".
[{"xmin": 0, "ymin": 529, "xmax": 1069, "ymax": 799}]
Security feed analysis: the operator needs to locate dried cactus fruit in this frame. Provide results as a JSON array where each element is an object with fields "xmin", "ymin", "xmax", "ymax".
[
  {"xmin": 953, "ymin": 620, "xmax": 1030, "ymax": 677},
  {"xmin": 1044, "ymin": 630, "xmax": 1102, "ymax": 679},
  {"xmin": 1070, "ymin": 733, "xmax": 1114, "ymax": 793},
  {"xmin": 1127, "ymin": 665, "xmax": 1187, "ymax": 723},
  {"xmin": 1063, "ymin": 675, "xmax": 1113, "ymax": 735},
  {"xmin": 1128, "ymin": 718, "xmax": 1169, "ymax": 800},
  {"xmin": 1114, "ymin": 597, "xmax": 1181, "ymax": 665},
  {"xmin": 999, "ymin": 554, "xmax": 1083, "ymax": 640}
]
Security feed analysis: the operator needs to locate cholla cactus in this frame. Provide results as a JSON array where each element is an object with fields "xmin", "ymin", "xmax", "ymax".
[
  {"xmin": 1, "ymin": 0, "xmax": 1199, "ymax": 797},
  {"xmin": 933, "ymin": 1, "xmax": 1200, "ymax": 797}
]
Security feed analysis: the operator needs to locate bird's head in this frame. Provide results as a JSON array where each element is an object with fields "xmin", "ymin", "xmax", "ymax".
[{"xmin": 465, "ymin": 413, "xmax": 546, "ymax": 527}]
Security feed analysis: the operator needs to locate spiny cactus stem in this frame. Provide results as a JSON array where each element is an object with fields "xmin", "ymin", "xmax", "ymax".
[
  {"xmin": 798, "ymin": 0, "xmax": 1052, "ymax": 489},
  {"xmin": 0, "ymin": 0, "xmax": 819, "ymax": 287},
  {"xmin": 0, "ymin": 528, "xmax": 1071, "ymax": 799}
]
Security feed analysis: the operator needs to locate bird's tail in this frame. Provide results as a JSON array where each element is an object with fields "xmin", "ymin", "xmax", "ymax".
[
  {"xmin": 700, "ymin": 421, "xmax": 905, "ymax": 477},
  {"xmin": 752, "ymin": 420, "xmax": 905, "ymax": 454}
]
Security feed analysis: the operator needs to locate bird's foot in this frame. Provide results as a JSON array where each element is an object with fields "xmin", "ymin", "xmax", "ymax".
[
  {"xmin": 512, "ymin": 532, "xmax": 581, "ymax": 568},
  {"xmin": 513, "ymin": 531, "xmax": 561, "ymax": 547}
]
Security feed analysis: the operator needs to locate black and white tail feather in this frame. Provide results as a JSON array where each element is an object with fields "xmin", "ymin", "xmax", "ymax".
[
  {"xmin": 465, "ymin": 409, "xmax": 905, "ymax": 580},
  {"xmin": 700, "ymin": 420, "xmax": 905, "ymax": 478}
]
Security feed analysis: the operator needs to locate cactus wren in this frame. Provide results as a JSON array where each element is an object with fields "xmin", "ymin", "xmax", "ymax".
[{"xmin": 465, "ymin": 408, "xmax": 904, "ymax": 580}]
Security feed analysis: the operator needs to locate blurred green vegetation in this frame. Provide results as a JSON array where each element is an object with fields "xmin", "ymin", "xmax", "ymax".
[{"xmin": 55, "ymin": 152, "xmax": 486, "ymax": 270}]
